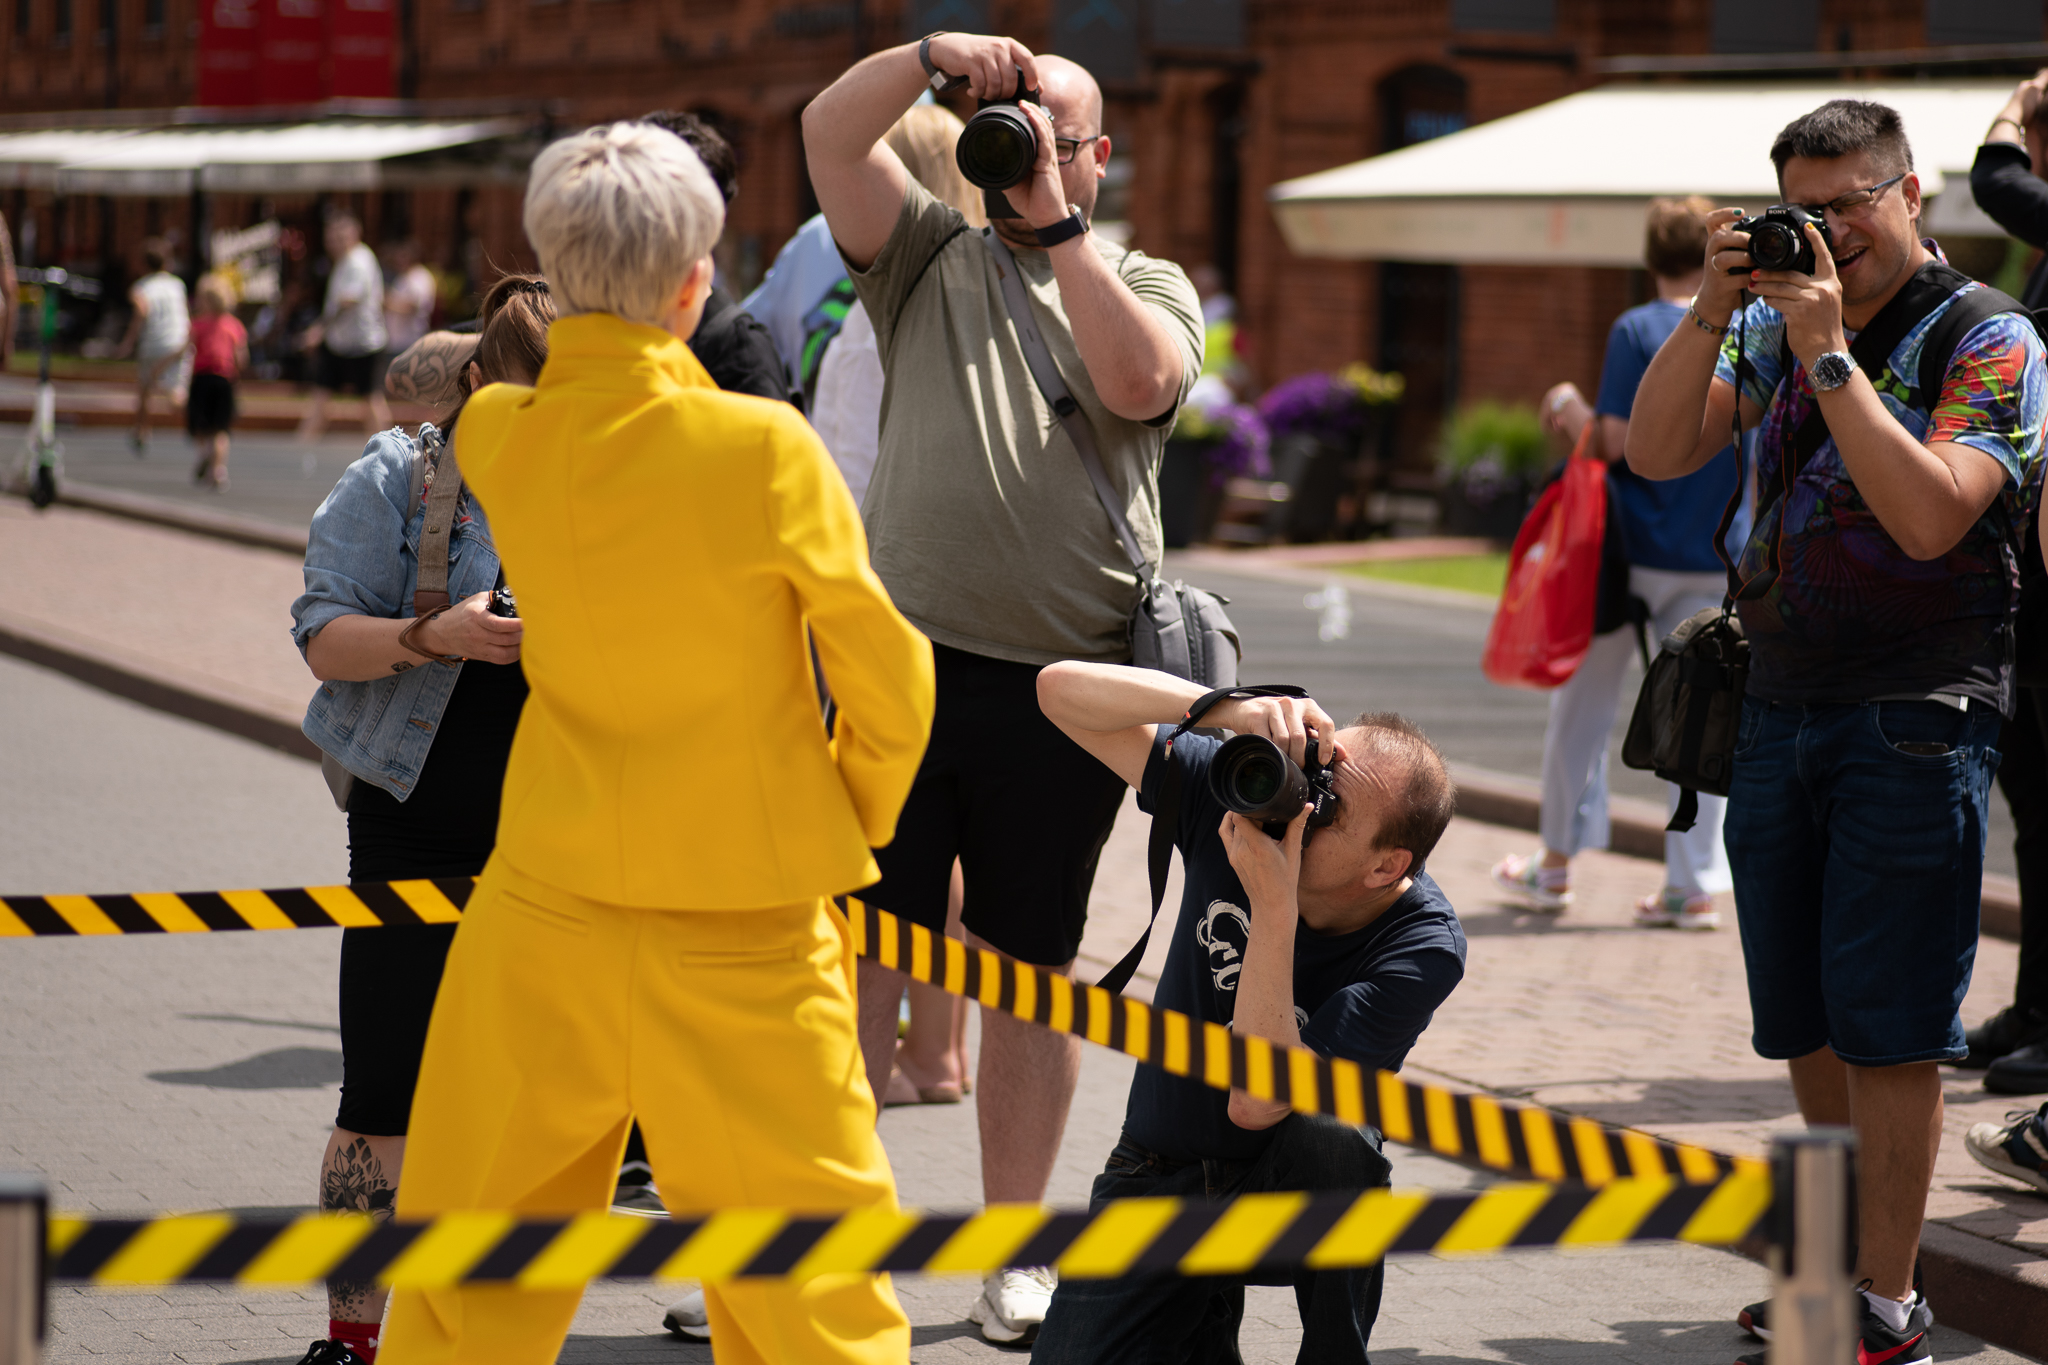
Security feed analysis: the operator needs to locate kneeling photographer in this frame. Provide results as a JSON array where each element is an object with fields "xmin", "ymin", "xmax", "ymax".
[{"xmin": 1031, "ymin": 664, "xmax": 1465, "ymax": 1363}]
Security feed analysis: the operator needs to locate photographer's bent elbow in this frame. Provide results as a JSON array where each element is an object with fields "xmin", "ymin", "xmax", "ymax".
[{"xmin": 1227, "ymin": 1089, "xmax": 1288, "ymax": 1131}]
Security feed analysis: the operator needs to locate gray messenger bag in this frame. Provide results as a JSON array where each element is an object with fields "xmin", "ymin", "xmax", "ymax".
[{"xmin": 983, "ymin": 229, "xmax": 1240, "ymax": 686}]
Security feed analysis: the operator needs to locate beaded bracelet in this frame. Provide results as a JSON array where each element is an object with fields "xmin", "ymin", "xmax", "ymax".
[{"xmin": 1684, "ymin": 302, "xmax": 1728, "ymax": 337}]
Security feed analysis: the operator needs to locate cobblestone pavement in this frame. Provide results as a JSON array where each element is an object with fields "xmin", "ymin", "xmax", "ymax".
[{"xmin": 4, "ymin": 652, "xmax": 2043, "ymax": 1363}]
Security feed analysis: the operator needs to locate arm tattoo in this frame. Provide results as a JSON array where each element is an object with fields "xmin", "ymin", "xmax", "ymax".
[
  {"xmin": 390, "ymin": 660, "xmax": 414, "ymax": 674},
  {"xmin": 321, "ymin": 1137, "xmax": 397, "ymax": 1317},
  {"xmin": 384, "ymin": 331, "xmax": 478, "ymax": 405}
]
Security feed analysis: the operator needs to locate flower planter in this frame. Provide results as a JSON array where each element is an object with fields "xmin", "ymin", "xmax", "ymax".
[
  {"xmin": 1440, "ymin": 475, "xmax": 1531, "ymax": 542},
  {"xmin": 1160, "ymin": 438, "xmax": 1226, "ymax": 547}
]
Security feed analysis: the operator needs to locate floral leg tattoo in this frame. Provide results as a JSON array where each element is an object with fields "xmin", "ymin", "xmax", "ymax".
[{"xmin": 321, "ymin": 1137, "xmax": 397, "ymax": 1320}]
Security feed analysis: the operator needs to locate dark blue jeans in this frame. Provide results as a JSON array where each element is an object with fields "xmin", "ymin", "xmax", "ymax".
[
  {"xmin": 1724, "ymin": 697, "xmax": 2001, "ymax": 1065},
  {"xmin": 1031, "ymin": 1115, "xmax": 1392, "ymax": 1365}
]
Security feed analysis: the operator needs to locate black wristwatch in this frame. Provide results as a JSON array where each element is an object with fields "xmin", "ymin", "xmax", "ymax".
[
  {"xmin": 1034, "ymin": 206, "xmax": 1088, "ymax": 249},
  {"xmin": 919, "ymin": 33, "xmax": 967, "ymax": 94}
]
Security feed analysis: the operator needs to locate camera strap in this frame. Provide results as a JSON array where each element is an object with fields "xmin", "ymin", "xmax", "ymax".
[
  {"xmin": 981, "ymin": 228, "xmax": 1155, "ymax": 582},
  {"xmin": 1096, "ymin": 684, "xmax": 1310, "ymax": 997},
  {"xmin": 413, "ymin": 426, "xmax": 466, "ymax": 618}
]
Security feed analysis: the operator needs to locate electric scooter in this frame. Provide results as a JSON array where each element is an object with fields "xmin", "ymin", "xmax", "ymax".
[{"xmin": 13, "ymin": 267, "xmax": 102, "ymax": 509}]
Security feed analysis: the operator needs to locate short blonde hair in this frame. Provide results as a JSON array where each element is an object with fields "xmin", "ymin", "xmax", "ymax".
[
  {"xmin": 522, "ymin": 121, "xmax": 724, "ymax": 325},
  {"xmin": 885, "ymin": 104, "xmax": 985, "ymax": 228},
  {"xmin": 194, "ymin": 273, "xmax": 236, "ymax": 314},
  {"xmin": 1644, "ymin": 196, "xmax": 1715, "ymax": 278}
]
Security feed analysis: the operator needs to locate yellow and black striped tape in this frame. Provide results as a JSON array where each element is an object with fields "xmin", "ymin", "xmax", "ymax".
[
  {"xmin": 1, "ymin": 881, "xmax": 1755, "ymax": 1190},
  {"xmin": 49, "ymin": 1172, "xmax": 1772, "ymax": 1288}
]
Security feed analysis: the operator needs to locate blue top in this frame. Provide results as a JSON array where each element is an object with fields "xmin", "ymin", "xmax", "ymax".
[
  {"xmin": 741, "ymin": 214, "xmax": 850, "ymax": 400},
  {"xmin": 290, "ymin": 425, "xmax": 506, "ymax": 800},
  {"xmin": 1597, "ymin": 299, "xmax": 1746, "ymax": 572},
  {"xmin": 1121, "ymin": 730, "xmax": 1467, "ymax": 1164}
]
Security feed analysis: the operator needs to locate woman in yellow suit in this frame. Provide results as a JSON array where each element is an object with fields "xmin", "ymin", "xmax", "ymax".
[{"xmin": 378, "ymin": 122, "xmax": 934, "ymax": 1365}]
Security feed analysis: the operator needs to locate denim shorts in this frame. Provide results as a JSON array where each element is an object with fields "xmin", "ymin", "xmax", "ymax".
[{"xmin": 1723, "ymin": 697, "xmax": 2000, "ymax": 1067}]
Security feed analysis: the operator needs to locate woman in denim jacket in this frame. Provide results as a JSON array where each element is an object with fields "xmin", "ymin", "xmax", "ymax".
[{"xmin": 285, "ymin": 275, "xmax": 551, "ymax": 1365}]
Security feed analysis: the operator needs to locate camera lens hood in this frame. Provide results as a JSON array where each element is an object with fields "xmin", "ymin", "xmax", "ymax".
[
  {"xmin": 956, "ymin": 104, "xmax": 1039, "ymax": 191},
  {"xmin": 1209, "ymin": 733, "xmax": 1312, "ymax": 828}
]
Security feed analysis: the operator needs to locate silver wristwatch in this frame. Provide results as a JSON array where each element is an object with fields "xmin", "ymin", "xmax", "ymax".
[{"xmin": 1810, "ymin": 350, "xmax": 1856, "ymax": 392}]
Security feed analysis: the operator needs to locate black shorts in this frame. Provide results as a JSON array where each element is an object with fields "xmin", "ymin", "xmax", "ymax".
[
  {"xmin": 864, "ymin": 642, "xmax": 1128, "ymax": 966},
  {"xmin": 186, "ymin": 372, "xmax": 236, "ymax": 436},
  {"xmin": 318, "ymin": 344, "xmax": 381, "ymax": 396},
  {"xmin": 335, "ymin": 923, "xmax": 457, "ymax": 1134}
]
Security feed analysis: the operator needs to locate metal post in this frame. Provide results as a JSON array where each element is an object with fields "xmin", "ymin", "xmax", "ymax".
[
  {"xmin": 0, "ymin": 1174, "xmax": 46, "ymax": 1365},
  {"xmin": 1768, "ymin": 1130, "xmax": 1857, "ymax": 1365}
]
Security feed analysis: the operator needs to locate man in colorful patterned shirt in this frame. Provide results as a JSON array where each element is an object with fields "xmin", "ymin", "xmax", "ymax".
[{"xmin": 1627, "ymin": 100, "xmax": 2046, "ymax": 1365}]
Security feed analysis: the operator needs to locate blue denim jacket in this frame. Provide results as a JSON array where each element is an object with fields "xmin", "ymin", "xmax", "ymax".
[{"xmin": 291, "ymin": 424, "xmax": 502, "ymax": 801}]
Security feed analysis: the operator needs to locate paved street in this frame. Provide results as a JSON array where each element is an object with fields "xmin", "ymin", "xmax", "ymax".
[{"xmin": 3, "ymin": 648, "xmax": 2043, "ymax": 1364}]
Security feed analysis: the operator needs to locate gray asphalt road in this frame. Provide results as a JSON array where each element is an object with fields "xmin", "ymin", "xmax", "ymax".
[{"xmin": 16, "ymin": 427, "xmax": 2022, "ymax": 882}]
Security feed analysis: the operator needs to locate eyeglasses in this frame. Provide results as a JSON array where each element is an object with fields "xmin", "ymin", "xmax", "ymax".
[
  {"xmin": 1796, "ymin": 172, "xmax": 1907, "ymax": 222},
  {"xmin": 1054, "ymin": 135, "xmax": 1102, "ymax": 166}
]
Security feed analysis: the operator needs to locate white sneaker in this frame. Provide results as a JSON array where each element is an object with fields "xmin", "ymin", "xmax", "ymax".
[
  {"xmin": 966, "ymin": 1266, "xmax": 1057, "ymax": 1344},
  {"xmin": 661, "ymin": 1283, "xmax": 710, "ymax": 1341}
]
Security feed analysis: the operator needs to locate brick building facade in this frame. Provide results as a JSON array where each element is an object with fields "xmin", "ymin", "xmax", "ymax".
[{"xmin": 3, "ymin": 0, "xmax": 2042, "ymax": 456}]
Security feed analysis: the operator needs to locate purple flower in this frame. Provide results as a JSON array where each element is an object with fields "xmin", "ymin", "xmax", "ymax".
[{"xmin": 1256, "ymin": 365, "xmax": 1404, "ymax": 449}]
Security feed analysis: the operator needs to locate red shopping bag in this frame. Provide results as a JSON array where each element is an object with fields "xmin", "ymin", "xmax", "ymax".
[{"xmin": 1480, "ymin": 427, "xmax": 1607, "ymax": 689}]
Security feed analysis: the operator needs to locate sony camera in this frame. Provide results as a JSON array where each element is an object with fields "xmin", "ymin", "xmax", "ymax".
[
  {"xmin": 955, "ymin": 67, "xmax": 1042, "ymax": 218},
  {"xmin": 487, "ymin": 586, "xmax": 518, "ymax": 618},
  {"xmin": 1731, "ymin": 204, "xmax": 1831, "ymax": 275},
  {"xmin": 1209, "ymin": 733, "xmax": 1342, "ymax": 844}
]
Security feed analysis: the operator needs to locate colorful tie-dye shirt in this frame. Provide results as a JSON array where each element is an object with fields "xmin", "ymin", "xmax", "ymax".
[{"xmin": 1714, "ymin": 251, "xmax": 2047, "ymax": 712}]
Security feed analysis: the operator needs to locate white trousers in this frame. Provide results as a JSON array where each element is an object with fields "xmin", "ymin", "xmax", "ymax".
[{"xmin": 1538, "ymin": 566, "xmax": 1733, "ymax": 896}]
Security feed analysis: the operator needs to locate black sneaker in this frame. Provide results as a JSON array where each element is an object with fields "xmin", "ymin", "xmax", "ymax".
[
  {"xmin": 1964, "ymin": 1101, "xmax": 2048, "ymax": 1193},
  {"xmin": 1985, "ymin": 1041, "xmax": 2048, "ymax": 1096},
  {"xmin": 1959, "ymin": 1005, "xmax": 2048, "ymax": 1070},
  {"xmin": 1857, "ymin": 1290, "xmax": 1933, "ymax": 1365},
  {"xmin": 1735, "ymin": 1261, "xmax": 1926, "ymax": 1345},
  {"xmin": 293, "ymin": 1342, "xmax": 370, "ymax": 1365}
]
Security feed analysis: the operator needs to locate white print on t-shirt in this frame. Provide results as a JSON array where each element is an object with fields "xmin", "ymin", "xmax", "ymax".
[{"xmin": 1196, "ymin": 900, "xmax": 1250, "ymax": 993}]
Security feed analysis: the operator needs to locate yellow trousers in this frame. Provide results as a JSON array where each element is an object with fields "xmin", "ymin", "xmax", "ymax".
[{"xmin": 378, "ymin": 857, "xmax": 910, "ymax": 1365}]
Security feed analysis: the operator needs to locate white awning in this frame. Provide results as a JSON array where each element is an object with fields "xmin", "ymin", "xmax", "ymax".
[
  {"xmin": 0, "ymin": 119, "xmax": 526, "ymax": 195},
  {"xmin": 1268, "ymin": 81, "xmax": 2019, "ymax": 267}
]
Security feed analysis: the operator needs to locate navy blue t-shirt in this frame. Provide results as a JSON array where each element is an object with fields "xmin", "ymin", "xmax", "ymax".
[
  {"xmin": 1597, "ymin": 299, "xmax": 1745, "ymax": 572},
  {"xmin": 1121, "ymin": 730, "xmax": 1467, "ymax": 1164}
]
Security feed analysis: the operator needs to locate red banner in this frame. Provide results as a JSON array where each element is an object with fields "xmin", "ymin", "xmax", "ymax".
[
  {"xmin": 255, "ymin": 0, "xmax": 327, "ymax": 106},
  {"xmin": 329, "ymin": 0, "xmax": 395, "ymax": 99},
  {"xmin": 196, "ymin": 0, "xmax": 262, "ymax": 106}
]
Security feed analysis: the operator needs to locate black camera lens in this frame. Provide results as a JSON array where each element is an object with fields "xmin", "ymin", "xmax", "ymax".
[
  {"xmin": 1747, "ymin": 221, "xmax": 1801, "ymax": 272},
  {"xmin": 956, "ymin": 105, "xmax": 1039, "ymax": 191},
  {"xmin": 1210, "ymin": 734, "xmax": 1312, "ymax": 827}
]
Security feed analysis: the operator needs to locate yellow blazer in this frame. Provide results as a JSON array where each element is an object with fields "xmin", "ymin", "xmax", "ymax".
[{"xmin": 454, "ymin": 312, "xmax": 934, "ymax": 909}]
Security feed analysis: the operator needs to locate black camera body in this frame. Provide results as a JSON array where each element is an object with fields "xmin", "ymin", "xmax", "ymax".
[
  {"xmin": 1731, "ymin": 204, "xmax": 1831, "ymax": 275},
  {"xmin": 956, "ymin": 68, "xmax": 1042, "ymax": 219},
  {"xmin": 487, "ymin": 586, "xmax": 518, "ymax": 618},
  {"xmin": 1209, "ymin": 733, "xmax": 1342, "ymax": 843}
]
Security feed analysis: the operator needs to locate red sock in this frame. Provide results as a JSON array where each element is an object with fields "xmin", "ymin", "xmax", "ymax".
[{"xmin": 330, "ymin": 1319, "xmax": 379, "ymax": 1363}]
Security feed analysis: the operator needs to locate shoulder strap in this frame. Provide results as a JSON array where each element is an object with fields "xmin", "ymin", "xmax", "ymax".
[
  {"xmin": 413, "ymin": 428, "xmax": 465, "ymax": 617},
  {"xmin": 1915, "ymin": 280, "xmax": 2028, "ymax": 406},
  {"xmin": 1092, "ymin": 685, "xmax": 1310, "ymax": 996},
  {"xmin": 407, "ymin": 437, "xmax": 428, "ymax": 524},
  {"xmin": 981, "ymin": 228, "xmax": 1152, "ymax": 578}
]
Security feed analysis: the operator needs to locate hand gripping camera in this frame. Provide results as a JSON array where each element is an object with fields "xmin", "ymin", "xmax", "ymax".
[
  {"xmin": 1730, "ymin": 204, "xmax": 1832, "ymax": 275},
  {"xmin": 1210, "ymin": 733, "xmax": 1341, "ymax": 844},
  {"xmin": 955, "ymin": 67, "xmax": 1042, "ymax": 219}
]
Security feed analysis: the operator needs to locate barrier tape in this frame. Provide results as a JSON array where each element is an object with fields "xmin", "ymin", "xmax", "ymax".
[
  {"xmin": 48, "ymin": 1172, "xmax": 1771, "ymax": 1288},
  {"xmin": 1, "ymin": 880, "xmax": 1757, "ymax": 1191}
]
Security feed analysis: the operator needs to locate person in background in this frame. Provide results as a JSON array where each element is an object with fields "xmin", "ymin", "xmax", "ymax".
[
  {"xmin": 185, "ymin": 274, "xmax": 248, "ymax": 491},
  {"xmin": 1954, "ymin": 69, "xmax": 2048, "ymax": 1100},
  {"xmin": 381, "ymin": 241, "xmax": 436, "ymax": 377},
  {"xmin": 117, "ymin": 238, "xmax": 190, "ymax": 454},
  {"xmin": 808, "ymin": 98, "xmax": 983, "ymax": 1107},
  {"xmin": 299, "ymin": 213, "xmax": 392, "ymax": 441},
  {"xmin": 1492, "ymin": 197, "xmax": 1742, "ymax": 929},
  {"xmin": 640, "ymin": 111, "xmax": 792, "ymax": 404},
  {"xmin": 286, "ymin": 274, "xmax": 554, "ymax": 1365},
  {"xmin": 742, "ymin": 212, "xmax": 851, "ymax": 411}
]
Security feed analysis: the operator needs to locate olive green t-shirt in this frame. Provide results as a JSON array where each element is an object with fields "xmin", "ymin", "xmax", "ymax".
[{"xmin": 845, "ymin": 179, "xmax": 1203, "ymax": 665}]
